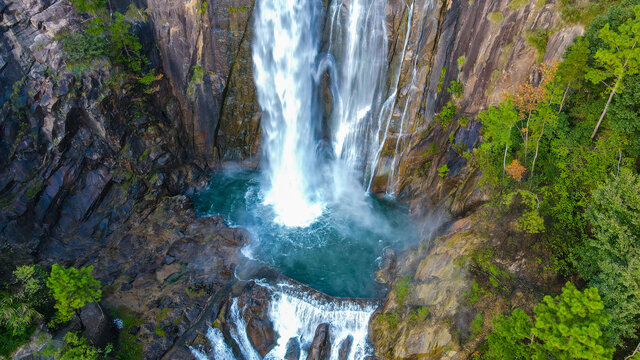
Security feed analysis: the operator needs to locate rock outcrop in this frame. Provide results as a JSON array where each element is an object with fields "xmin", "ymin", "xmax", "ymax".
[
  {"xmin": 306, "ymin": 323, "xmax": 332, "ymax": 360},
  {"xmin": 370, "ymin": 206, "xmax": 564, "ymax": 359},
  {"xmin": 0, "ymin": 0, "xmax": 251, "ymax": 357},
  {"xmin": 147, "ymin": 0, "xmax": 261, "ymax": 164}
]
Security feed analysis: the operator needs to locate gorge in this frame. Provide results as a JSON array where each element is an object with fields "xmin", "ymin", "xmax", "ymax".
[{"xmin": 4, "ymin": 0, "xmax": 638, "ymax": 359}]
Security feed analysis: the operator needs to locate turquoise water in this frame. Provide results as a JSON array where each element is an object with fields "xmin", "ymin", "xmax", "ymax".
[{"xmin": 191, "ymin": 169, "xmax": 418, "ymax": 298}]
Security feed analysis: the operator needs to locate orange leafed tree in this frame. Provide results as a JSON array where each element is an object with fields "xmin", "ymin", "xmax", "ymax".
[
  {"xmin": 506, "ymin": 159, "xmax": 526, "ymax": 181},
  {"xmin": 512, "ymin": 63, "xmax": 558, "ymax": 169}
]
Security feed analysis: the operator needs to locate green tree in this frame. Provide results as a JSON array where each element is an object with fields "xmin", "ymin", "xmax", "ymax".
[
  {"xmin": 56, "ymin": 332, "xmax": 111, "ymax": 360},
  {"xmin": 585, "ymin": 5, "xmax": 640, "ymax": 139},
  {"xmin": 47, "ymin": 265, "xmax": 102, "ymax": 325},
  {"xmin": 0, "ymin": 265, "xmax": 48, "ymax": 337},
  {"xmin": 477, "ymin": 100, "xmax": 520, "ymax": 188},
  {"xmin": 0, "ymin": 295, "xmax": 42, "ymax": 336},
  {"xmin": 70, "ymin": 0, "xmax": 106, "ymax": 15},
  {"xmin": 556, "ymin": 38, "xmax": 590, "ymax": 112},
  {"xmin": 484, "ymin": 308, "xmax": 533, "ymax": 359},
  {"xmin": 575, "ymin": 169, "xmax": 640, "ymax": 346},
  {"xmin": 484, "ymin": 282, "xmax": 614, "ymax": 359}
]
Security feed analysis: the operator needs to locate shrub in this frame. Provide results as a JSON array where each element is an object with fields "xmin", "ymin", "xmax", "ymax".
[{"xmin": 438, "ymin": 164, "xmax": 450, "ymax": 178}]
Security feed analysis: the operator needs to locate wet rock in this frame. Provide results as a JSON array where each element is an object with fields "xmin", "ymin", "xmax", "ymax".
[
  {"xmin": 285, "ymin": 337, "xmax": 301, "ymax": 360},
  {"xmin": 306, "ymin": 323, "xmax": 331, "ymax": 360},
  {"xmin": 338, "ymin": 335, "xmax": 353, "ymax": 360},
  {"xmin": 237, "ymin": 285, "xmax": 277, "ymax": 357},
  {"xmin": 376, "ymin": 248, "xmax": 396, "ymax": 284},
  {"xmin": 78, "ymin": 302, "xmax": 117, "ymax": 348}
]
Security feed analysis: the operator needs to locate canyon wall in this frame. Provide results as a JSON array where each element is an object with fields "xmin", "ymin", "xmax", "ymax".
[{"xmin": 147, "ymin": 0, "xmax": 261, "ymax": 165}]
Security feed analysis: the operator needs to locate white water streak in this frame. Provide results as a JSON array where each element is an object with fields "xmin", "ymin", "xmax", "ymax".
[
  {"xmin": 366, "ymin": 1, "xmax": 415, "ymax": 192},
  {"xmin": 253, "ymin": 0, "xmax": 323, "ymax": 227},
  {"xmin": 328, "ymin": 0, "xmax": 389, "ymax": 187}
]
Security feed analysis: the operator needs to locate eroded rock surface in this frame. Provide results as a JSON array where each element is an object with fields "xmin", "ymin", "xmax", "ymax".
[{"xmin": 306, "ymin": 323, "xmax": 332, "ymax": 360}]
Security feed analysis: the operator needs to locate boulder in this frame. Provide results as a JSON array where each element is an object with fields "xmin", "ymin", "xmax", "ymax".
[
  {"xmin": 284, "ymin": 337, "xmax": 301, "ymax": 360},
  {"xmin": 337, "ymin": 335, "xmax": 353, "ymax": 360},
  {"xmin": 238, "ymin": 286, "xmax": 277, "ymax": 357},
  {"xmin": 78, "ymin": 302, "xmax": 117, "ymax": 348},
  {"xmin": 306, "ymin": 323, "xmax": 331, "ymax": 360}
]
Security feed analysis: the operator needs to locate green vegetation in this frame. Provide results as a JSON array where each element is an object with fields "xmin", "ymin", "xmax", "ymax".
[
  {"xmin": 558, "ymin": 0, "xmax": 625, "ymax": 25},
  {"xmin": 447, "ymin": 80, "xmax": 463, "ymax": 98},
  {"xmin": 61, "ymin": 0, "xmax": 156, "ymax": 91},
  {"xmin": 393, "ymin": 276, "xmax": 412, "ymax": 307},
  {"xmin": 52, "ymin": 332, "xmax": 112, "ymax": 360},
  {"xmin": 110, "ymin": 306, "xmax": 143, "ymax": 360},
  {"xmin": 576, "ymin": 169, "xmax": 640, "ymax": 346},
  {"xmin": 437, "ymin": 164, "xmax": 450, "ymax": 178},
  {"xmin": 484, "ymin": 283, "xmax": 614, "ymax": 359},
  {"xmin": 0, "ymin": 265, "xmax": 50, "ymax": 357},
  {"xmin": 508, "ymin": 0, "xmax": 529, "ymax": 11},
  {"xmin": 469, "ymin": 313, "xmax": 484, "ymax": 339},
  {"xmin": 473, "ymin": 2, "xmax": 640, "ymax": 355},
  {"xmin": 457, "ymin": 55, "xmax": 466, "ymax": 70},
  {"xmin": 487, "ymin": 11, "xmax": 504, "ymax": 24},
  {"xmin": 228, "ymin": 7, "xmax": 249, "ymax": 13},
  {"xmin": 437, "ymin": 67, "xmax": 447, "ymax": 92},
  {"xmin": 47, "ymin": 264, "xmax": 102, "ymax": 325},
  {"xmin": 527, "ymin": 27, "xmax": 550, "ymax": 63},
  {"xmin": 585, "ymin": 6, "xmax": 640, "ymax": 139}
]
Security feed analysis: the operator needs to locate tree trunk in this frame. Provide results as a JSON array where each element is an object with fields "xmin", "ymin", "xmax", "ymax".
[
  {"xmin": 625, "ymin": 342, "xmax": 640, "ymax": 360},
  {"xmin": 502, "ymin": 125, "xmax": 513, "ymax": 189},
  {"xmin": 591, "ymin": 82, "xmax": 618, "ymax": 139},
  {"xmin": 524, "ymin": 111, "xmax": 532, "ymax": 167},
  {"xmin": 559, "ymin": 82, "xmax": 571, "ymax": 113},
  {"xmin": 530, "ymin": 121, "xmax": 546, "ymax": 186}
]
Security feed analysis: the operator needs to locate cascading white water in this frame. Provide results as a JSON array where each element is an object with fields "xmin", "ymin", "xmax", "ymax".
[
  {"xmin": 253, "ymin": 0, "xmax": 324, "ymax": 227},
  {"xmin": 190, "ymin": 327, "xmax": 235, "ymax": 360},
  {"xmin": 326, "ymin": 0, "xmax": 389, "ymax": 186},
  {"xmin": 254, "ymin": 0, "xmax": 396, "ymax": 226},
  {"xmin": 265, "ymin": 289, "xmax": 375, "ymax": 360},
  {"xmin": 191, "ymin": 285, "xmax": 375, "ymax": 360}
]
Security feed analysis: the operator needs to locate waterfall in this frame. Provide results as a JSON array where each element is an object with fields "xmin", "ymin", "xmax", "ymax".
[
  {"xmin": 253, "ymin": 0, "xmax": 324, "ymax": 227},
  {"xmin": 191, "ymin": 286, "xmax": 375, "ymax": 360},
  {"xmin": 253, "ymin": 0, "xmax": 396, "ymax": 227},
  {"xmin": 326, "ymin": 0, "xmax": 389, "ymax": 186}
]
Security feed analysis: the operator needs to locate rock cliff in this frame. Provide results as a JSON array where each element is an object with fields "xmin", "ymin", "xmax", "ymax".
[{"xmin": 376, "ymin": 0, "xmax": 583, "ymax": 217}]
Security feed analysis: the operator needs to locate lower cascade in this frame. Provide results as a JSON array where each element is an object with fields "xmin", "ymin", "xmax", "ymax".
[{"xmin": 190, "ymin": 284, "xmax": 376, "ymax": 360}]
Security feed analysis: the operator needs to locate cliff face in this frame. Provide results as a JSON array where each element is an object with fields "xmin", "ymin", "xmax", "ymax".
[
  {"xmin": 147, "ymin": 0, "xmax": 261, "ymax": 165},
  {"xmin": 376, "ymin": 0, "xmax": 583, "ymax": 218},
  {"xmin": 0, "ymin": 0, "xmax": 248, "ymax": 357}
]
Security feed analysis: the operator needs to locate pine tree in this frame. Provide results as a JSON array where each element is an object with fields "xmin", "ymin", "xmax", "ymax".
[{"xmin": 47, "ymin": 265, "xmax": 102, "ymax": 325}]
